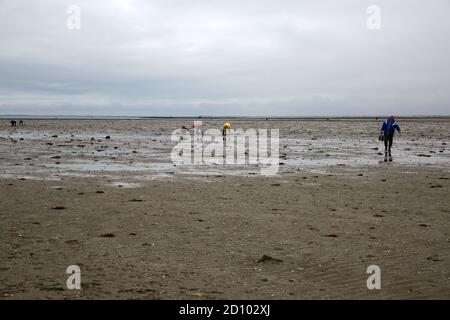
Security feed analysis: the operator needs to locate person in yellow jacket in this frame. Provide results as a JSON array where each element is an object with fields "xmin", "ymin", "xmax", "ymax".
[
  {"xmin": 222, "ymin": 122, "xmax": 231, "ymax": 146},
  {"xmin": 223, "ymin": 122, "xmax": 231, "ymax": 136}
]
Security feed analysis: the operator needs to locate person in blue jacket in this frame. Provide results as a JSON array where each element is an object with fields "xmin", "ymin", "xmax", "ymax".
[{"xmin": 380, "ymin": 115, "xmax": 401, "ymax": 161}]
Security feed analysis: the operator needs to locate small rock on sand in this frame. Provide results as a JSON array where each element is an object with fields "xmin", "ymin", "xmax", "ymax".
[
  {"xmin": 52, "ymin": 206, "xmax": 66, "ymax": 210},
  {"xmin": 257, "ymin": 255, "xmax": 283, "ymax": 264},
  {"xmin": 100, "ymin": 233, "xmax": 115, "ymax": 238},
  {"xmin": 323, "ymin": 234, "xmax": 339, "ymax": 238}
]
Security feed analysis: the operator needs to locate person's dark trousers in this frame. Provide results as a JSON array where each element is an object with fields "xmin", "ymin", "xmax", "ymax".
[{"xmin": 384, "ymin": 134, "xmax": 394, "ymax": 153}]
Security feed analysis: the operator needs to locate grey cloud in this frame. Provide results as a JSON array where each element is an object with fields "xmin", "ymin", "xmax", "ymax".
[{"xmin": 0, "ymin": 0, "xmax": 449, "ymax": 116}]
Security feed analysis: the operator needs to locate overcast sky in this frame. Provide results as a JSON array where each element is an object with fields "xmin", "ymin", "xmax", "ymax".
[{"xmin": 0, "ymin": 0, "xmax": 449, "ymax": 116}]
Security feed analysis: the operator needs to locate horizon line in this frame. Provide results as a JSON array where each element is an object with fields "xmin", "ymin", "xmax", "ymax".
[{"xmin": 2, "ymin": 114, "xmax": 450, "ymax": 120}]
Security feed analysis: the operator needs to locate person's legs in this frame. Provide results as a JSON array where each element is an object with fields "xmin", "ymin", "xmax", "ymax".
[
  {"xmin": 388, "ymin": 135, "xmax": 394, "ymax": 153},
  {"xmin": 387, "ymin": 135, "xmax": 394, "ymax": 161},
  {"xmin": 383, "ymin": 136, "xmax": 389, "ymax": 161}
]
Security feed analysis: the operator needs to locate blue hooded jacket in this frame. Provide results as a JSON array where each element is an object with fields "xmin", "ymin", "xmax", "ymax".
[{"xmin": 381, "ymin": 118, "xmax": 401, "ymax": 136}]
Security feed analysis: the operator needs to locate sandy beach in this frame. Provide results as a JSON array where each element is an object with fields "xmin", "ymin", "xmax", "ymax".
[{"xmin": 1, "ymin": 118, "xmax": 449, "ymax": 299}]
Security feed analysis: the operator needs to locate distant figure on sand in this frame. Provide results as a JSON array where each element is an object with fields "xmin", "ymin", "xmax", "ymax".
[
  {"xmin": 10, "ymin": 120, "xmax": 17, "ymax": 127},
  {"xmin": 223, "ymin": 122, "xmax": 231, "ymax": 137},
  {"xmin": 380, "ymin": 115, "xmax": 401, "ymax": 162},
  {"xmin": 223, "ymin": 122, "xmax": 231, "ymax": 147},
  {"xmin": 19, "ymin": 120, "xmax": 23, "ymax": 126}
]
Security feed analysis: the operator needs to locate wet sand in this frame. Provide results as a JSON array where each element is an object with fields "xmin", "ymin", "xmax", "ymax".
[{"xmin": 1, "ymin": 118, "xmax": 449, "ymax": 299}]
